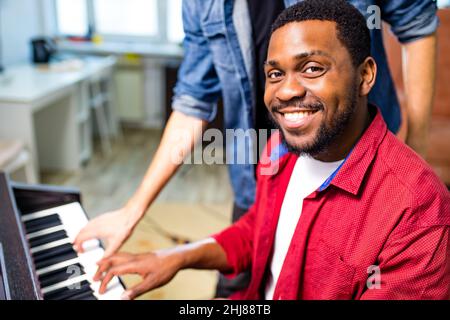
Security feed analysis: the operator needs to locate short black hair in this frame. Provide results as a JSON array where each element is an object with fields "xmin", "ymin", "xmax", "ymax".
[{"xmin": 271, "ymin": 0, "xmax": 371, "ymax": 67}]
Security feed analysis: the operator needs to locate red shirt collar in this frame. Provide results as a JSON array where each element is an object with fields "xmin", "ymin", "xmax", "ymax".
[{"xmin": 330, "ymin": 106, "xmax": 387, "ymax": 195}]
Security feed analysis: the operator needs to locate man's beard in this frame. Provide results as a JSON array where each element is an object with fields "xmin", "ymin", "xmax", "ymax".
[{"xmin": 269, "ymin": 88, "xmax": 358, "ymax": 157}]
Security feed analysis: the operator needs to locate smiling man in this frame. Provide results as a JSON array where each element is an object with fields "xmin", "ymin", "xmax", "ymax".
[{"xmin": 95, "ymin": 0, "xmax": 450, "ymax": 300}]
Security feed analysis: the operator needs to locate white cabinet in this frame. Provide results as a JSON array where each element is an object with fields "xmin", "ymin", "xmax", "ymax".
[
  {"xmin": 114, "ymin": 66, "xmax": 145, "ymax": 121},
  {"xmin": 113, "ymin": 56, "xmax": 166, "ymax": 128},
  {"xmin": 0, "ymin": 56, "xmax": 118, "ymax": 181}
]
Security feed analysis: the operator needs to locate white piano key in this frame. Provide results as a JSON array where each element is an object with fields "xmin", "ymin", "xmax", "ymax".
[{"xmin": 94, "ymin": 281, "xmax": 125, "ymax": 300}]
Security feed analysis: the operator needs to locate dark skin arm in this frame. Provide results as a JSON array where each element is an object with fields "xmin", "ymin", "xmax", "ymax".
[
  {"xmin": 94, "ymin": 238, "xmax": 231, "ymax": 300},
  {"xmin": 401, "ymin": 34, "xmax": 437, "ymax": 157}
]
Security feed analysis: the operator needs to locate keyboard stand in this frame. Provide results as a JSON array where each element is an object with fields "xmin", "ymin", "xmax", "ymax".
[{"xmin": 0, "ymin": 243, "xmax": 12, "ymax": 300}]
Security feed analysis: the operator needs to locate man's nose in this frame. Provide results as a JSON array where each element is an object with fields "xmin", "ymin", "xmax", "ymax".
[{"xmin": 275, "ymin": 75, "xmax": 306, "ymax": 102}]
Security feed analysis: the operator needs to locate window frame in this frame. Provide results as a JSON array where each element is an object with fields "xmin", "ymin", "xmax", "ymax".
[{"xmin": 53, "ymin": 0, "xmax": 180, "ymax": 44}]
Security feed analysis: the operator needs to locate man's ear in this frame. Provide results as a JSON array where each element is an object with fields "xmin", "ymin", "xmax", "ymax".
[{"xmin": 358, "ymin": 57, "xmax": 377, "ymax": 96}]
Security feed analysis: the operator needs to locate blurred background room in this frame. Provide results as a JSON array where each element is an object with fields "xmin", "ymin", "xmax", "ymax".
[{"xmin": 0, "ymin": 0, "xmax": 449, "ymax": 299}]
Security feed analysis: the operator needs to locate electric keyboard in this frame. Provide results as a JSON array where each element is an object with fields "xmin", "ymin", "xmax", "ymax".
[{"xmin": 0, "ymin": 172, "xmax": 126, "ymax": 300}]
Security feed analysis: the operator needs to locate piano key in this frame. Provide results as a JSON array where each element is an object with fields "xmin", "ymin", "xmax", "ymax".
[
  {"xmin": 43, "ymin": 280, "xmax": 93, "ymax": 300},
  {"xmin": 31, "ymin": 238, "xmax": 72, "ymax": 255},
  {"xmin": 45, "ymin": 287, "xmax": 95, "ymax": 301},
  {"xmin": 24, "ymin": 213, "xmax": 61, "ymax": 230},
  {"xmin": 66, "ymin": 290, "xmax": 97, "ymax": 300},
  {"xmin": 92, "ymin": 281, "xmax": 124, "ymax": 300},
  {"xmin": 29, "ymin": 230, "xmax": 68, "ymax": 248},
  {"xmin": 24, "ymin": 214, "xmax": 62, "ymax": 234},
  {"xmin": 21, "ymin": 210, "xmax": 38, "ymax": 216},
  {"xmin": 36, "ymin": 257, "xmax": 80, "ymax": 277},
  {"xmin": 39, "ymin": 263, "xmax": 85, "ymax": 288},
  {"xmin": 22, "ymin": 208, "xmax": 61, "ymax": 222},
  {"xmin": 41, "ymin": 274, "xmax": 90, "ymax": 295},
  {"xmin": 33, "ymin": 243, "xmax": 74, "ymax": 264},
  {"xmin": 35, "ymin": 248, "xmax": 78, "ymax": 270},
  {"xmin": 26, "ymin": 225, "xmax": 66, "ymax": 240}
]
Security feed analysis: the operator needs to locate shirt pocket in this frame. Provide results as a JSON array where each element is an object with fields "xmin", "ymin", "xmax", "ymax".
[
  {"xmin": 202, "ymin": 21, "xmax": 236, "ymax": 73},
  {"xmin": 301, "ymin": 238, "xmax": 356, "ymax": 300}
]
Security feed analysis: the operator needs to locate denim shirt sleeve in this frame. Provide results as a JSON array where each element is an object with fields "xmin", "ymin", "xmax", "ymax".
[
  {"xmin": 378, "ymin": 0, "xmax": 439, "ymax": 43},
  {"xmin": 171, "ymin": 0, "xmax": 221, "ymax": 122}
]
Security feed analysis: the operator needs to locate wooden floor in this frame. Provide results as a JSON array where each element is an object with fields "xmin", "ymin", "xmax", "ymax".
[{"xmin": 41, "ymin": 128, "xmax": 234, "ymax": 299}]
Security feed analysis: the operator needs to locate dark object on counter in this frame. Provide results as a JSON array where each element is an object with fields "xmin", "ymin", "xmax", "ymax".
[{"xmin": 31, "ymin": 37, "xmax": 57, "ymax": 64}]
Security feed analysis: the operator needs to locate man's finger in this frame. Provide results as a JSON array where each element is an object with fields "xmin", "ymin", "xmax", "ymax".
[
  {"xmin": 98, "ymin": 269, "xmax": 116, "ymax": 294},
  {"xmin": 122, "ymin": 277, "xmax": 155, "ymax": 300},
  {"xmin": 98, "ymin": 263, "xmax": 136, "ymax": 294},
  {"xmin": 93, "ymin": 259, "xmax": 111, "ymax": 282},
  {"xmin": 73, "ymin": 230, "xmax": 95, "ymax": 253},
  {"xmin": 93, "ymin": 256, "xmax": 120, "ymax": 281}
]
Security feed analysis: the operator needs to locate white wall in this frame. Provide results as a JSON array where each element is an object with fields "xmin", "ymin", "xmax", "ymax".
[{"xmin": 0, "ymin": 0, "xmax": 44, "ymax": 67}]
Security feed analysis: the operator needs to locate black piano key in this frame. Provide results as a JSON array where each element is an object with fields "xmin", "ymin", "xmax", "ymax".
[
  {"xmin": 35, "ymin": 249, "xmax": 78, "ymax": 270},
  {"xmin": 24, "ymin": 214, "xmax": 62, "ymax": 234},
  {"xmin": 39, "ymin": 263, "xmax": 85, "ymax": 288},
  {"xmin": 43, "ymin": 280, "xmax": 93, "ymax": 300},
  {"xmin": 33, "ymin": 243, "xmax": 74, "ymax": 264},
  {"xmin": 66, "ymin": 290, "xmax": 98, "ymax": 300},
  {"xmin": 29, "ymin": 230, "xmax": 68, "ymax": 248},
  {"xmin": 43, "ymin": 280, "xmax": 92, "ymax": 300}
]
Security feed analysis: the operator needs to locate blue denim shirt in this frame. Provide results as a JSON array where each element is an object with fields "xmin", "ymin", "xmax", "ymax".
[{"xmin": 172, "ymin": 0, "xmax": 438, "ymax": 210}]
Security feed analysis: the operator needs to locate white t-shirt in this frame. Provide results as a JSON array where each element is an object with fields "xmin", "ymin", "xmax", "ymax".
[{"xmin": 265, "ymin": 154, "xmax": 344, "ymax": 300}]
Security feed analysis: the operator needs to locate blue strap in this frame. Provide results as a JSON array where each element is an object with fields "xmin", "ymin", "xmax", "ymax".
[
  {"xmin": 270, "ymin": 142, "xmax": 289, "ymax": 162},
  {"xmin": 318, "ymin": 149, "xmax": 353, "ymax": 191}
]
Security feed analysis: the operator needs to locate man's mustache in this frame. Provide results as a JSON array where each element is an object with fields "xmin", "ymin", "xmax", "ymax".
[{"xmin": 270, "ymin": 98, "xmax": 325, "ymax": 113}]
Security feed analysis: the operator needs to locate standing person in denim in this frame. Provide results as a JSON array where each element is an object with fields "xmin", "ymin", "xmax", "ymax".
[{"xmin": 74, "ymin": 0, "xmax": 438, "ymax": 299}]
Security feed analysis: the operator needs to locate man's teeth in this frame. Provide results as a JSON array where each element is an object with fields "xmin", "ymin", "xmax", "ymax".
[{"xmin": 283, "ymin": 111, "xmax": 314, "ymax": 122}]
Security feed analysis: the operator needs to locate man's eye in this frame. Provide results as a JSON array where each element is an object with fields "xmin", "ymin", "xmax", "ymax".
[
  {"xmin": 304, "ymin": 66, "xmax": 324, "ymax": 74},
  {"xmin": 267, "ymin": 71, "xmax": 283, "ymax": 79}
]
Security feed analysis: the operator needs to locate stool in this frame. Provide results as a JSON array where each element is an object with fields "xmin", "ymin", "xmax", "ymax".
[
  {"xmin": 0, "ymin": 140, "xmax": 37, "ymax": 183},
  {"xmin": 89, "ymin": 76, "xmax": 112, "ymax": 155}
]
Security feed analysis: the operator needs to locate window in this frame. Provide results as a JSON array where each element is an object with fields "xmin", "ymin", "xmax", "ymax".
[
  {"xmin": 54, "ymin": 0, "xmax": 184, "ymax": 43},
  {"xmin": 93, "ymin": 0, "xmax": 159, "ymax": 37},
  {"xmin": 437, "ymin": 0, "xmax": 450, "ymax": 8},
  {"xmin": 167, "ymin": 0, "xmax": 184, "ymax": 43},
  {"xmin": 56, "ymin": 0, "xmax": 89, "ymax": 36}
]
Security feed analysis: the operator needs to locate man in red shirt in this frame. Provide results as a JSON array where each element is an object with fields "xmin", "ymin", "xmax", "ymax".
[{"xmin": 95, "ymin": 0, "xmax": 450, "ymax": 300}]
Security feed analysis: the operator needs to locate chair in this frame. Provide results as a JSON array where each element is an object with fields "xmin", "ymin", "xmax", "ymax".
[
  {"xmin": 88, "ymin": 68, "xmax": 122, "ymax": 156},
  {"xmin": 0, "ymin": 140, "xmax": 37, "ymax": 183}
]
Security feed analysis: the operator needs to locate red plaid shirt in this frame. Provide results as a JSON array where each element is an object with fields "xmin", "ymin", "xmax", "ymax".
[{"xmin": 213, "ymin": 108, "xmax": 450, "ymax": 300}]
